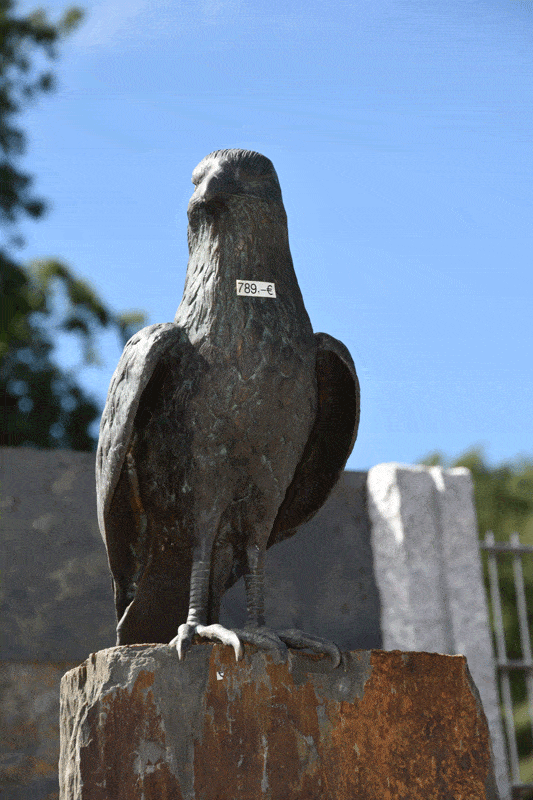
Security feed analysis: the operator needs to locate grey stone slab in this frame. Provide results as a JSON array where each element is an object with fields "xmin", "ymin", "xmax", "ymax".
[
  {"xmin": 434, "ymin": 466, "xmax": 509, "ymax": 800},
  {"xmin": 367, "ymin": 462, "xmax": 510, "ymax": 800}
]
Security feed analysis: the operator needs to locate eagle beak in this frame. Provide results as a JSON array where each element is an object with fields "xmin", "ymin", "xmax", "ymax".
[{"xmin": 195, "ymin": 170, "xmax": 238, "ymax": 206}]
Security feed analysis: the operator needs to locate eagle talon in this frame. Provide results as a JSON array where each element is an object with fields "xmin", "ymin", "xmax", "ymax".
[
  {"xmin": 278, "ymin": 628, "xmax": 342, "ymax": 668},
  {"xmin": 196, "ymin": 624, "xmax": 244, "ymax": 661},
  {"xmin": 170, "ymin": 622, "xmax": 196, "ymax": 660},
  {"xmin": 233, "ymin": 627, "xmax": 289, "ymax": 663},
  {"xmin": 171, "ymin": 623, "xmax": 244, "ymax": 661}
]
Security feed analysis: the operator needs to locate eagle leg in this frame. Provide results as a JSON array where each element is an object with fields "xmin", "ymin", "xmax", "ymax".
[
  {"xmin": 244, "ymin": 543, "xmax": 266, "ymax": 628},
  {"xmin": 233, "ymin": 545, "xmax": 341, "ymax": 667},
  {"xmin": 170, "ymin": 553, "xmax": 243, "ymax": 661},
  {"xmin": 216, "ymin": 544, "xmax": 288, "ymax": 661}
]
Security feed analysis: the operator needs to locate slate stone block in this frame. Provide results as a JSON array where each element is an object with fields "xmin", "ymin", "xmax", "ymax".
[{"xmin": 60, "ymin": 644, "xmax": 499, "ymax": 800}]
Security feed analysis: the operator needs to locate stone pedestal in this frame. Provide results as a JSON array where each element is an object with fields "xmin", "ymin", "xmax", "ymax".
[{"xmin": 60, "ymin": 644, "xmax": 499, "ymax": 800}]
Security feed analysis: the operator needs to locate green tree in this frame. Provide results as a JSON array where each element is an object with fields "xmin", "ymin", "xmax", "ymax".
[
  {"xmin": 1, "ymin": 256, "xmax": 144, "ymax": 449},
  {"xmin": 0, "ymin": 0, "xmax": 144, "ymax": 450},
  {"xmin": 0, "ymin": 0, "xmax": 82, "ymax": 232}
]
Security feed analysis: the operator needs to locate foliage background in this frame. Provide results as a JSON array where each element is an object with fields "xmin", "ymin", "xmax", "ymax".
[{"xmin": 0, "ymin": 0, "xmax": 143, "ymax": 450}]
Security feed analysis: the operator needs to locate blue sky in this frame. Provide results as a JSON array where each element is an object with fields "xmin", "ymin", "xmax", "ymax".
[{"xmin": 14, "ymin": 0, "xmax": 533, "ymax": 470}]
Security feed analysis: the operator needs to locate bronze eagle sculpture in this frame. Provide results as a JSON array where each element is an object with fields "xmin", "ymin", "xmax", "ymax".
[{"xmin": 96, "ymin": 149, "xmax": 360, "ymax": 663}]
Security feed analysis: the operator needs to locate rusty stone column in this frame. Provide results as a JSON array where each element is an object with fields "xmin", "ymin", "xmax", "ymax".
[{"xmin": 59, "ymin": 644, "xmax": 499, "ymax": 800}]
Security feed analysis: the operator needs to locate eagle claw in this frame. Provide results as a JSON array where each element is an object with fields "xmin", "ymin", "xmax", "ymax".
[
  {"xmin": 232, "ymin": 627, "xmax": 289, "ymax": 663},
  {"xmin": 277, "ymin": 628, "xmax": 342, "ymax": 668},
  {"xmin": 232, "ymin": 627, "xmax": 341, "ymax": 667},
  {"xmin": 171, "ymin": 623, "xmax": 244, "ymax": 661}
]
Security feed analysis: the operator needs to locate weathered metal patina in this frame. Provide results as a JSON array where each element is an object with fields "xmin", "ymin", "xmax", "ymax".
[{"xmin": 96, "ymin": 150, "xmax": 360, "ymax": 661}]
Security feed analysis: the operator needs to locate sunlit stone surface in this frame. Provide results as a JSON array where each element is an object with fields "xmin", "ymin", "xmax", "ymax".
[{"xmin": 60, "ymin": 643, "xmax": 499, "ymax": 800}]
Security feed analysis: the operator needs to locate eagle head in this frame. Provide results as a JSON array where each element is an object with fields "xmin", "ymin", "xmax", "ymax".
[{"xmin": 188, "ymin": 149, "xmax": 284, "ymax": 220}]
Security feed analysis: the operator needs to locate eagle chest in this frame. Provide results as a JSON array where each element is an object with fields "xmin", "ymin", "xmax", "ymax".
[
  {"xmin": 132, "ymin": 329, "xmax": 316, "ymax": 505},
  {"xmin": 190, "ymin": 328, "xmax": 317, "ymax": 461}
]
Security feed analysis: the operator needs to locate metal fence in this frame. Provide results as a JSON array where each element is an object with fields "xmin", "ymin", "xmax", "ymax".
[{"xmin": 480, "ymin": 532, "xmax": 533, "ymax": 799}]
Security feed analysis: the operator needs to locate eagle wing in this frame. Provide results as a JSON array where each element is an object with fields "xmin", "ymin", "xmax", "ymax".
[
  {"xmin": 96, "ymin": 322, "xmax": 186, "ymax": 543},
  {"xmin": 268, "ymin": 331, "xmax": 360, "ymax": 548}
]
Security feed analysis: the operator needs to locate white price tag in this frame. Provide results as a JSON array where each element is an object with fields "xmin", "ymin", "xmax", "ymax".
[{"xmin": 236, "ymin": 280, "xmax": 276, "ymax": 298}]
